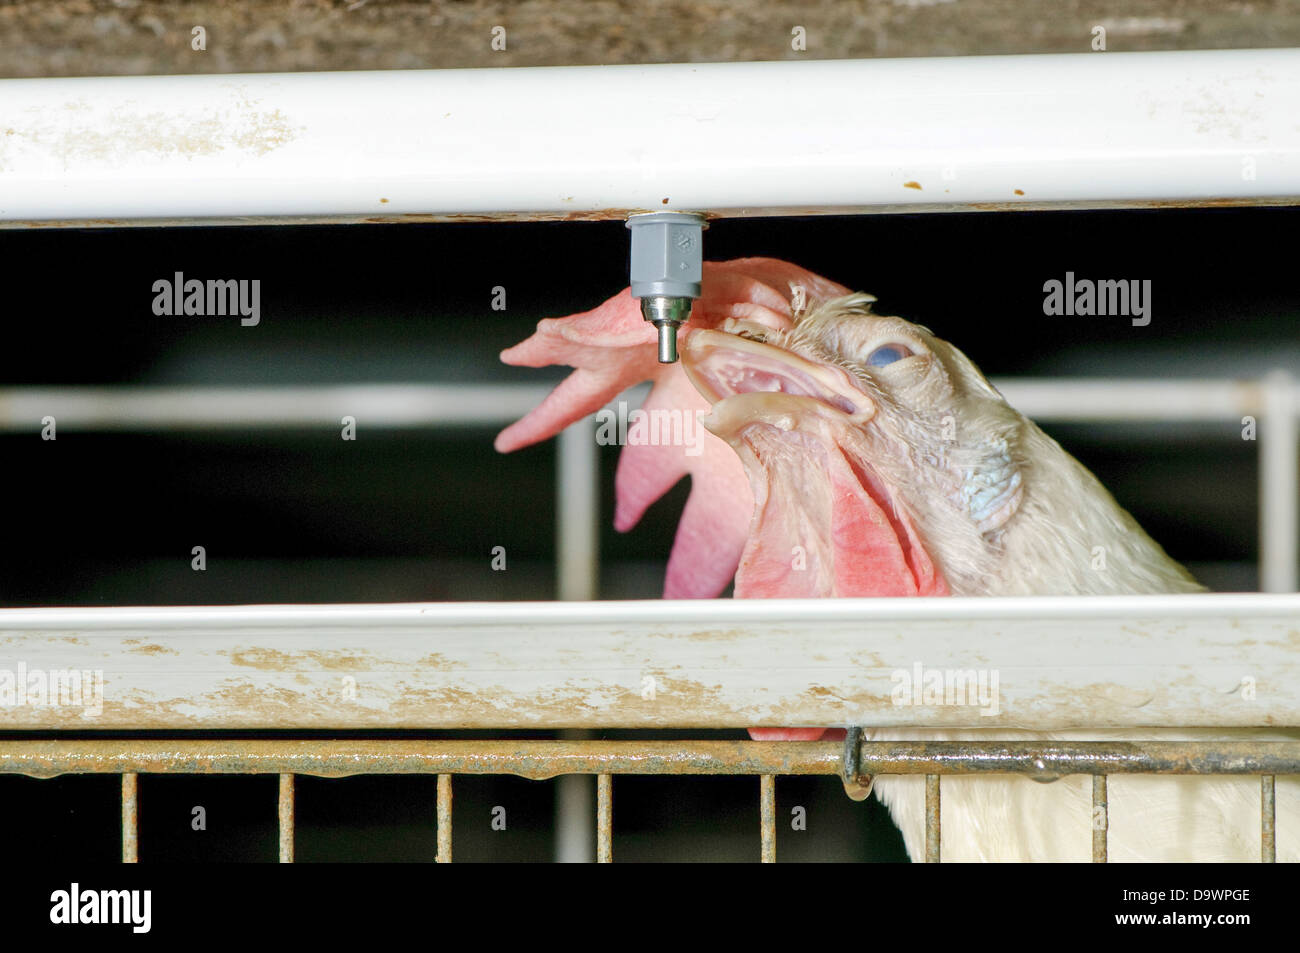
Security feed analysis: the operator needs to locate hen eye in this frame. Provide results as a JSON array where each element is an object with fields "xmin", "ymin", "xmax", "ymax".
[{"xmin": 866, "ymin": 343, "xmax": 913, "ymax": 367}]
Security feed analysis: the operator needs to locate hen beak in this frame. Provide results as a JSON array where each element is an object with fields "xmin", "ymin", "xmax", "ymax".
[{"xmin": 681, "ymin": 324, "xmax": 876, "ymax": 433}]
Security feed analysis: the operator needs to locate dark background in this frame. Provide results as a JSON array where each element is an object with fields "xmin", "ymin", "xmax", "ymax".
[{"xmin": 1, "ymin": 207, "xmax": 1295, "ymax": 860}]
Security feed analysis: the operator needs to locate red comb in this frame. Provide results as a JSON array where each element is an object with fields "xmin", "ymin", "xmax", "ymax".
[{"xmin": 496, "ymin": 258, "xmax": 851, "ymax": 598}]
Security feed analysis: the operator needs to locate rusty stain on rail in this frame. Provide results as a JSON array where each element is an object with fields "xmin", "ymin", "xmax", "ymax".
[
  {"xmin": 0, "ymin": 739, "xmax": 843, "ymax": 780},
  {"xmin": 853, "ymin": 740, "xmax": 1300, "ymax": 777},
  {"xmin": 3, "ymin": 739, "xmax": 1299, "ymax": 781},
  {"xmin": 4, "ymin": 196, "xmax": 1298, "ymax": 231}
]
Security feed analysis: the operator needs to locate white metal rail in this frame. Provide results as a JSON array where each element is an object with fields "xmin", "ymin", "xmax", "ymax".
[
  {"xmin": 2, "ymin": 594, "xmax": 1298, "ymax": 730},
  {"xmin": 1, "ymin": 50, "xmax": 1298, "ymax": 226}
]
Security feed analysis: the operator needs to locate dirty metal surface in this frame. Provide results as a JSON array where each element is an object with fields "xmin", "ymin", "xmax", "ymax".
[
  {"xmin": 1, "ymin": 596, "xmax": 1298, "ymax": 730},
  {"xmin": 3, "ymin": 738, "xmax": 1298, "ymax": 780},
  {"xmin": 853, "ymin": 741, "xmax": 1300, "ymax": 777},
  {"xmin": 3, "ymin": 52, "xmax": 1296, "ymax": 224},
  {"xmin": 2, "ymin": 197, "xmax": 1297, "ymax": 230}
]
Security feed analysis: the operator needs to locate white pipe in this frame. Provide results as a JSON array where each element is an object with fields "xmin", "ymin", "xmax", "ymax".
[
  {"xmin": 555, "ymin": 416, "xmax": 600, "ymax": 862},
  {"xmin": 6, "ymin": 592, "xmax": 1297, "ymax": 628},
  {"xmin": 2, "ymin": 377, "xmax": 1292, "ymax": 591},
  {"xmin": 1, "ymin": 50, "xmax": 1298, "ymax": 225},
  {"xmin": 0, "ymin": 385, "xmax": 554, "ymax": 429},
  {"xmin": 0, "ymin": 378, "xmax": 1288, "ymax": 430},
  {"xmin": 556, "ymin": 416, "xmax": 600, "ymax": 602},
  {"xmin": 555, "ymin": 770, "xmax": 595, "ymax": 864},
  {"xmin": 993, "ymin": 379, "xmax": 1265, "ymax": 422},
  {"xmin": 1260, "ymin": 371, "xmax": 1299, "ymax": 593}
]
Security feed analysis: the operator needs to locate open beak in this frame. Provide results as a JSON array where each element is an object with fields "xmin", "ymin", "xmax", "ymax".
[{"xmin": 681, "ymin": 322, "xmax": 876, "ymax": 434}]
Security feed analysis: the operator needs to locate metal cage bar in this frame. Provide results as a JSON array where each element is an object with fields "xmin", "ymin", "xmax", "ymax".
[
  {"xmin": 278, "ymin": 774, "xmax": 294, "ymax": 864},
  {"xmin": 1263, "ymin": 775, "xmax": 1277, "ymax": 864},
  {"xmin": 2, "ymin": 739, "xmax": 1293, "ymax": 863},
  {"xmin": 121, "ymin": 773, "xmax": 138, "ymax": 864},
  {"xmin": 925, "ymin": 775, "xmax": 941, "ymax": 864},
  {"xmin": 436, "ymin": 774, "xmax": 453, "ymax": 863},
  {"xmin": 5, "ymin": 739, "xmax": 1298, "ymax": 779},
  {"xmin": 1092, "ymin": 775, "xmax": 1109, "ymax": 863},
  {"xmin": 596, "ymin": 775, "xmax": 613, "ymax": 864},
  {"xmin": 760, "ymin": 775, "xmax": 777, "ymax": 863}
]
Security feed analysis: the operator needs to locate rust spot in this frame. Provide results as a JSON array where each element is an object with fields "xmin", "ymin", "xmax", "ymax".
[
  {"xmin": 647, "ymin": 675, "xmax": 723, "ymax": 709},
  {"xmin": 849, "ymin": 651, "xmax": 887, "ymax": 668},
  {"xmin": 355, "ymin": 208, "xmax": 662, "ymax": 225},
  {"xmin": 662, "ymin": 197, "xmax": 670, "ymax": 204},
  {"xmin": 420, "ymin": 208, "xmax": 654, "ymax": 223},
  {"xmin": 207, "ymin": 681, "xmax": 310, "ymax": 715},
  {"xmin": 903, "ymin": 181, "xmax": 922, "ymax": 190},
  {"xmin": 387, "ymin": 682, "xmax": 607, "ymax": 729},
  {"xmin": 226, "ymin": 647, "xmax": 375, "ymax": 671},
  {"xmin": 1014, "ymin": 189, "xmax": 1025, "ymax": 196},
  {"xmin": 127, "ymin": 643, "xmax": 178, "ymax": 656},
  {"xmin": 379, "ymin": 197, "xmax": 389, "ymax": 204},
  {"xmin": 966, "ymin": 196, "xmax": 1278, "ymax": 213},
  {"xmin": 763, "ymin": 685, "xmax": 865, "ymax": 725},
  {"xmin": 651, "ymin": 628, "xmax": 745, "ymax": 642}
]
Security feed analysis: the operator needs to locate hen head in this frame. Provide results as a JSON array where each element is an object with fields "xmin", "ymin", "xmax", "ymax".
[
  {"xmin": 683, "ymin": 291, "xmax": 1203, "ymax": 599},
  {"xmin": 496, "ymin": 257, "xmax": 1201, "ymax": 603}
]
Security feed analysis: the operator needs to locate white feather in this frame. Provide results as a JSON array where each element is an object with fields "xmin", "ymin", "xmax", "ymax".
[{"xmin": 787, "ymin": 295, "xmax": 1295, "ymax": 861}]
